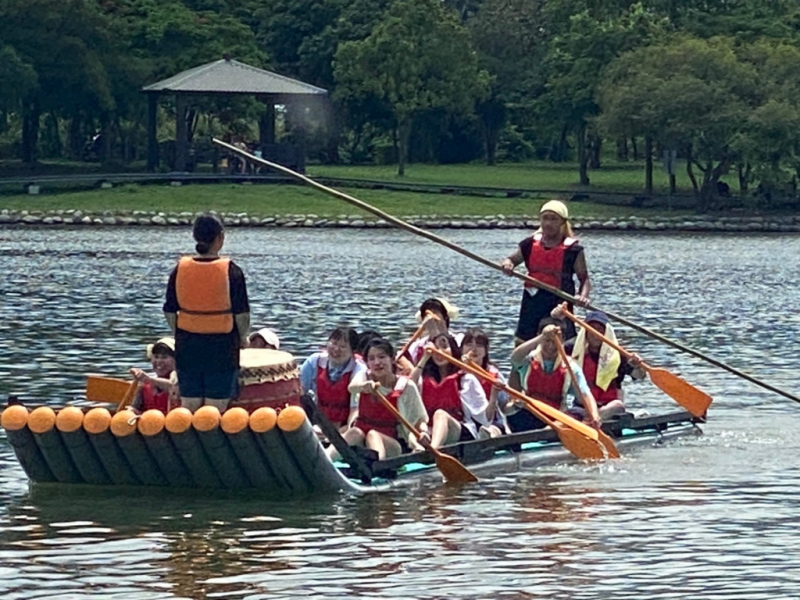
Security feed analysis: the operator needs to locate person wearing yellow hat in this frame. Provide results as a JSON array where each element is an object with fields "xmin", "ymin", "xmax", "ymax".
[{"xmin": 501, "ymin": 200, "xmax": 591, "ymax": 345}]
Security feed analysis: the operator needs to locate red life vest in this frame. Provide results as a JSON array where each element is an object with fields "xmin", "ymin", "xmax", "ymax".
[
  {"xmin": 316, "ymin": 361, "xmax": 353, "ymax": 424},
  {"xmin": 421, "ymin": 372, "xmax": 464, "ymax": 422},
  {"xmin": 355, "ymin": 377, "xmax": 409, "ymax": 438},
  {"xmin": 524, "ymin": 234, "xmax": 578, "ymax": 289},
  {"xmin": 141, "ymin": 382, "xmax": 170, "ymax": 413},
  {"xmin": 479, "ymin": 364, "xmax": 500, "ymax": 402},
  {"xmin": 524, "ymin": 360, "xmax": 566, "ymax": 409},
  {"xmin": 582, "ymin": 353, "xmax": 621, "ymax": 407}
]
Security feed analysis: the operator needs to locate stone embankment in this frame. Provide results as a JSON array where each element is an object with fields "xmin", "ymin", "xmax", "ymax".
[{"xmin": 2, "ymin": 209, "xmax": 800, "ymax": 232}]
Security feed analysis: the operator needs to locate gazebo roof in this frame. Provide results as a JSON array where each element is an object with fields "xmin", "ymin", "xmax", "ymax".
[{"xmin": 142, "ymin": 57, "xmax": 328, "ymax": 96}]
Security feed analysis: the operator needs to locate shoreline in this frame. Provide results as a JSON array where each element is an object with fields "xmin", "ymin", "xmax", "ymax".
[{"xmin": 2, "ymin": 208, "xmax": 800, "ymax": 232}]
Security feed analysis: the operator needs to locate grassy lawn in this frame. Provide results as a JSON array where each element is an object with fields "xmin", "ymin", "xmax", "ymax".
[
  {"xmin": 0, "ymin": 182, "xmax": 684, "ymax": 218},
  {"xmin": 309, "ymin": 159, "xmax": 695, "ymax": 193}
]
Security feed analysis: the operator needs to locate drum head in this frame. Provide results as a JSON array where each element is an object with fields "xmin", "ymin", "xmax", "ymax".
[{"xmin": 240, "ymin": 348, "xmax": 295, "ymax": 370}]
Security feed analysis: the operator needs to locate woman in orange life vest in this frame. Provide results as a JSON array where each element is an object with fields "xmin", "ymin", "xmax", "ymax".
[
  {"xmin": 163, "ymin": 214, "xmax": 251, "ymax": 413},
  {"xmin": 501, "ymin": 200, "xmax": 591, "ymax": 345},
  {"xmin": 411, "ymin": 333, "xmax": 491, "ymax": 448},
  {"xmin": 327, "ymin": 338, "xmax": 428, "ymax": 461},
  {"xmin": 507, "ymin": 318, "xmax": 601, "ymax": 433},
  {"xmin": 299, "ymin": 327, "xmax": 367, "ymax": 431},
  {"xmin": 460, "ymin": 328, "xmax": 509, "ymax": 438},
  {"xmin": 551, "ymin": 304, "xmax": 645, "ymax": 420},
  {"xmin": 129, "ymin": 337, "xmax": 177, "ymax": 414}
]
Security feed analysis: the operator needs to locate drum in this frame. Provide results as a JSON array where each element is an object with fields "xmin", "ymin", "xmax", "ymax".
[{"xmin": 231, "ymin": 349, "xmax": 302, "ymax": 413}]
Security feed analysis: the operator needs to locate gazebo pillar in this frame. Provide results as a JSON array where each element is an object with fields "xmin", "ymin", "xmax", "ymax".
[
  {"xmin": 259, "ymin": 100, "xmax": 276, "ymax": 146},
  {"xmin": 175, "ymin": 94, "xmax": 188, "ymax": 171},
  {"xmin": 146, "ymin": 93, "xmax": 159, "ymax": 172}
]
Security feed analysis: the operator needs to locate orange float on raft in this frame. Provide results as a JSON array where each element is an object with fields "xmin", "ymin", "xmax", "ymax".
[
  {"xmin": 28, "ymin": 407, "xmax": 57, "ymax": 434},
  {"xmin": 138, "ymin": 410, "xmax": 166, "ymax": 437},
  {"xmin": 249, "ymin": 407, "xmax": 278, "ymax": 433},
  {"xmin": 277, "ymin": 405, "xmax": 307, "ymax": 433},
  {"xmin": 1, "ymin": 405, "xmax": 29, "ymax": 431},
  {"xmin": 221, "ymin": 407, "xmax": 250, "ymax": 434},
  {"xmin": 192, "ymin": 406, "xmax": 221, "ymax": 432},
  {"xmin": 83, "ymin": 408, "xmax": 113, "ymax": 434},
  {"xmin": 55, "ymin": 407, "xmax": 84, "ymax": 433},
  {"xmin": 110, "ymin": 409, "xmax": 137, "ymax": 437},
  {"xmin": 165, "ymin": 407, "xmax": 193, "ymax": 434}
]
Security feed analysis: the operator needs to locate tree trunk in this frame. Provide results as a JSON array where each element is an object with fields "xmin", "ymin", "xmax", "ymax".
[
  {"xmin": 616, "ymin": 137, "xmax": 628, "ymax": 161},
  {"xmin": 589, "ymin": 134, "xmax": 601, "ymax": 169},
  {"xmin": 479, "ymin": 100, "xmax": 505, "ymax": 166},
  {"xmin": 21, "ymin": 100, "xmax": 40, "ymax": 164},
  {"xmin": 577, "ymin": 123, "xmax": 590, "ymax": 185},
  {"xmin": 686, "ymin": 144, "xmax": 699, "ymax": 195},
  {"xmin": 397, "ymin": 116, "xmax": 412, "ymax": 177},
  {"xmin": 68, "ymin": 115, "xmax": 83, "ymax": 160},
  {"xmin": 738, "ymin": 163, "xmax": 750, "ymax": 193},
  {"xmin": 644, "ymin": 136, "xmax": 653, "ymax": 195},
  {"xmin": 631, "ymin": 137, "xmax": 639, "ymax": 160}
]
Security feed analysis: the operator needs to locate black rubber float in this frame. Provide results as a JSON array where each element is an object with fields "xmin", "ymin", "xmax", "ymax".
[
  {"xmin": 192, "ymin": 406, "xmax": 251, "ymax": 489},
  {"xmin": 55, "ymin": 407, "xmax": 112, "ymax": 485},
  {"xmin": 137, "ymin": 410, "xmax": 194, "ymax": 488},
  {"xmin": 28, "ymin": 407, "xmax": 83, "ymax": 483},
  {"xmin": 221, "ymin": 407, "xmax": 284, "ymax": 491},
  {"xmin": 110, "ymin": 409, "xmax": 168, "ymax": 487},
  {"xmin": 83, "ymin": 407, "xmax": 140, "ymax": 486},
  {"xmin": 1, "ymin": 405, "xmax": 56, "ymax": 482}
]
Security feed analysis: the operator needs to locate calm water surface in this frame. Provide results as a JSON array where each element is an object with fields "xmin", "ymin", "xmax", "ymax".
[{"xmin": 0, "ymin": 226, "xmax": 799, "ymax": 599}]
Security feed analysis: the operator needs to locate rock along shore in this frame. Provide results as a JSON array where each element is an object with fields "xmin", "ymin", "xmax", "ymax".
[{"xmin": 2, "ymin": 209, "xmax": 800, "ymax": 232}]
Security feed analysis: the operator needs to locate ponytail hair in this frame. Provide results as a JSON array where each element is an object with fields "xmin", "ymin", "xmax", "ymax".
[{"xmin": 193, "ymin": 214, "xmax": 224, "ymax": 254}]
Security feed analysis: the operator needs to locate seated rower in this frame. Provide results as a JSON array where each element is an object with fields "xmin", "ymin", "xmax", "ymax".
[
  {"xmin": 129, "ymin": 337, "xmax": 178, "ymax": 413},
  {"xmin": 507, "ymin": 318, "xmax": 600, "ymax": 433},
  {"xmin": 460, "ymin": 328, "xmax": 508, "ymax": 438},
  {"xmin": 299, "ymin": 326, "xmax": 366, "ymax": 431},
  {"xmin": 411, "ymin": 333, "xmax": 490, "ymax": 448},
  {"xmin": 397, "ymin": 297, "xmax": 459, "ymax": 373},
  {"xmin": 552, "ymin": 304, "xmax": 645, "ymax": 420},
  {"xmin": 248, "ymin": 328, "xmax": 280, "ymax": 350},
  {"xmin": 328, "ymin": 338, "xmax": 428, "ymax": 460}
]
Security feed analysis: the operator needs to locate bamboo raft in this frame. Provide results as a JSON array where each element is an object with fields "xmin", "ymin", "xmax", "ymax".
[{"xmin": 0, "ymin": 395, "xmax": 703, "ymax": 497}]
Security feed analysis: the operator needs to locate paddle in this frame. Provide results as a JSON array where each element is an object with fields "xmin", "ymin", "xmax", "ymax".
[
  {"xmin": 85, "ymin": 375, "xmax": 130, "ymax": 403},
  {"xmin": 561, "ymin": 308, "xmax": 712, "ymax": 418},
  {"xmin": 398, "ymin": 313, "xmax": 440, "ymax": 360},
  {"xmin": 427, "ymin": 347, "xmax": 603, "ymax": 444},
  {"xmin": 371, "ymin": 389, "xmax": 478, "ymax": 484},
  {"xmin": 212, "ymin": 138, "xmax": 800, "ymax": 406},
  {"xmin": 460, "ymin": 355, "xmax": 607, "ymax": 460},
  {"xmin": 554, "ymin": 335, "xmax": 620, "ymax": 459},
  {"xmin": 117, "ymin": 380, "xmax": 139, "ymax": 411}
]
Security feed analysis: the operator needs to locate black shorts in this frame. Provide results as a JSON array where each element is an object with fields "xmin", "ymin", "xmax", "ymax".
[
  {"xmin": 514, "ymin": 290, "xmax": 577, "ymax": 341},
  {"xmin": 507, "ymin": 409, "xmax": 548, "ymax": 433}
]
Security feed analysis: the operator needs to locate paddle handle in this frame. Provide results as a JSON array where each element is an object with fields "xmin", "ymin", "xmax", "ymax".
[
  {"xmin": 555, "ymin": 335, "xmax": 599, "ymax": 424},
  {"xmin": 427, "ymin": 348, "xmax": 598, "ymax": 441},
  {"xmin": 117, "ymin": 381, "xmax": 138, "ymax": 411},
  {"xmin": 214, "ymin": 138, "xmax": 800, "ymax": 407},
  {"xmin": 398, "ymin": 315, "xmax": 434, "ymax": 359}
]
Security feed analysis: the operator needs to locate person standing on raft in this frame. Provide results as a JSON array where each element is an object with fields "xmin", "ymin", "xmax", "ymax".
[
  {"xmin": 501, "ymin": 200, "xmax": 591, "ymax": 345},
  {"xmin": 163, "ymin": 214, "xmax": 251, "ymax": 413}
]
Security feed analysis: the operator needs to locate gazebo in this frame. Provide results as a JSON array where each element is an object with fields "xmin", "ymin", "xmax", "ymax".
[{"xmin": 142, "ymin": 56, "xmax": 328, "ymax": 172}]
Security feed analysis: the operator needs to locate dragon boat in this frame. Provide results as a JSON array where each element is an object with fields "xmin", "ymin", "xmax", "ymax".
[{"xmin": 0, "ymin": 394, "xmax": 703, "ymax": 498}]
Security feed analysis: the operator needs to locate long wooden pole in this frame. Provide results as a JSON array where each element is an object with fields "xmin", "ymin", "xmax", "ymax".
[{"xmin": 212, "ymin": 138, "xmax": 800, "ymax": 405}]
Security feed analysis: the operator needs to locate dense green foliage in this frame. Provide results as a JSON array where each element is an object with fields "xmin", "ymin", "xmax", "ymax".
[{"xmin": 1, "ymin": 0, "xmax": 799, "ymax": 204}]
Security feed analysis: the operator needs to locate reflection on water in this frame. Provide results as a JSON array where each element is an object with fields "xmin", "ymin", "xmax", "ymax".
[{"xmin": 2, "ymin": 227, "xmax": 800, "ymax": 598}]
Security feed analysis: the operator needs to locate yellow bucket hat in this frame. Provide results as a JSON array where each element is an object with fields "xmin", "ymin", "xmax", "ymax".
[{"xmin": 540, "ymin": 200, "xmax": 569, "ymax": 220}]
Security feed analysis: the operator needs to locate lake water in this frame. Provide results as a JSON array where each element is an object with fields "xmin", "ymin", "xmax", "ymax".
[{"xmin": 1, "ymin": 226, "xmax": 799, "ymax": 599}]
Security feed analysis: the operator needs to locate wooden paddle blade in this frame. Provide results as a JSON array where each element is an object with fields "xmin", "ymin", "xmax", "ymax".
[
  {"xmin": 85, "ymin": 376, "xmax": 130, "ymax": 403},
  {"xmin": 597, "ymin": 430, "xmax": 621, "ymax": 459},
  {"xmin": 434, "ymin": 451, "xmax": 479, "ymax": 484},
  {"xmin": 552, "ymin": 423, "xmax": 606, "ymax": 460},
  {"xmin": 648, "ymin": 367, "xmax": 712, "ymax": 418}
]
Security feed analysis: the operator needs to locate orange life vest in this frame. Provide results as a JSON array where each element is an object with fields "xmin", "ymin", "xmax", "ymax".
[
  {"xmin": 421, "ymin": 372, "xmax": 464, "ymax": 422},
  {"xmin": 175, "ymin": 256, "xmax": 233, "ymax": 334},
  {"xmin": 355, "ymin": 377, "xmax": 409, "ymax": 438},
  {"xmin": 582, "ymin": 353, "xmax": 621, "ymax": 407},
  {"xmin": 524, "ymin": 360, "xmax": 566, "ymax": 409},
  {"xmin": 524, "ymin": 233, "xmax": 578, "ymax": 289}
]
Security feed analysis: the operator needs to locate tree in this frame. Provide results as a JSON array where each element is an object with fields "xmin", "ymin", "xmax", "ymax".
[
  {"xmin": 599, "ymin": 36, "xmax": 760, "ymax": 206},
  {"xmin": 334, "ymin": 0, "xmax": 489, "ymax": 175}
]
